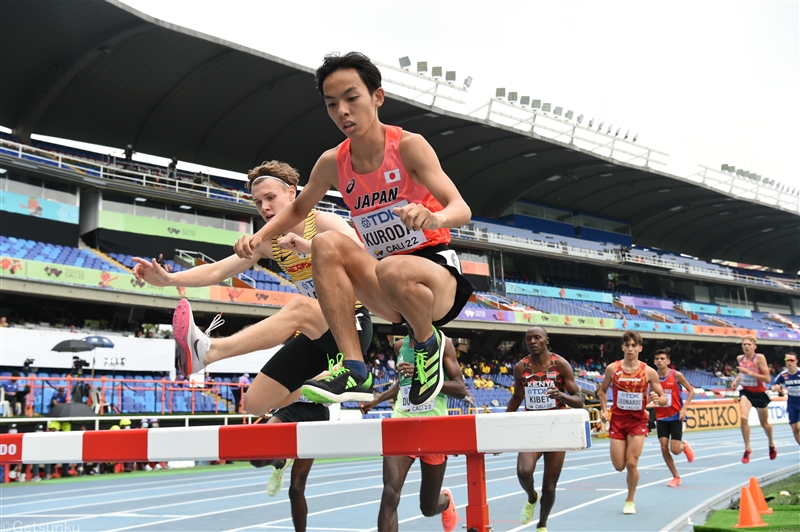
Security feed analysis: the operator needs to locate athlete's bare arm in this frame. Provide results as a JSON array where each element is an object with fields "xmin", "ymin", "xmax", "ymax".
[
  {"xmin": 731, "ymin": 355, "xmax": 744, "ymax": 387},
  {"xmin": 132, "ymin": 251, "xmax": 263, "ymax": 288},
  {"xmin": 597, "ymin": 365, "xmax": 614, "ymax": 422},
  {"xmin": 675, "ymin": 371, "xmax": 695, "ymax": 420},
  {"xmin": 751, "ymin": 354, "xmax": 772, "ymax": 384},
  {"xmin": 395, "ymin": 132, "xmax": 471, "ymax": 231},
  {"xmin": 548, "ymin": 357, "xmax": 585, "ymax": 409},
  {"xmin": 506, "ymin": 360, "xmax": 527, "ymax": 412},
  {"xmin": 646, "ymin": 366, "xmax": 666, "ymax": 405},
  {"xmin": 234, "ymin": 151, "xmax": 338, "ymax": 259}
]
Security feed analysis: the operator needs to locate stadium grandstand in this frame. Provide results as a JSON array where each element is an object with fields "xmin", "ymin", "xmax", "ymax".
[{"xmin": 0, "ymin": 4, "xmax": 798, "ymax": 529}]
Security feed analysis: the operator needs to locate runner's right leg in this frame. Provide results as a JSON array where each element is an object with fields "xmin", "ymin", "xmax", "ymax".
[
  {"xmin": 378, "ymin": 455, "xmax": 416, "ymax": 532},
  {"xmin": 175, "ymin": 296, "xmax": 329, "ymax": 374}
]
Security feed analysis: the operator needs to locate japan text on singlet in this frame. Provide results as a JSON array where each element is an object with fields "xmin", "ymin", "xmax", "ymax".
[
  {"xmin": 271, "ymin": 210, "xmax": 362, "ymax": 308},
  {"xmin": 611, "ymin": 360, "xmax": 648, "ymax": 419},
  {"xmin": 392, "ymin": 336, "xmax": 448, "ymax": 418},
  {"xmin": 655, "ymin": 369, "xmax": 683, "ymax": 422},
  {"xmin": 738, "ymin": 354, "xmax": 767, "ymax": 392},
  {"xmin": 336, "ymin": 125, "xmax": 451, "ymax": 259},
  {"xmin": 522, "ymin": 354, "xmax": 566, "ymax": 411}
]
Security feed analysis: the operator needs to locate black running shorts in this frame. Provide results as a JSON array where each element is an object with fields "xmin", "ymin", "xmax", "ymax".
[
  {"xmin": 260, "ymin": 307, "xmax": 373, "ymax": 392},
  {"xmin": 273, "ymin": 401, "xmax": 330, "ymax": 423},
  {"xmin": 401, "ymin": 244, "xmax": 475, "ymax": 328},
  {"xmin": 656, "ymin": 419, "xmax": 683, "ymax": 440},
  {"xmin": 740, "ymin": 389, "xmax": 771, "ymax": 409}
]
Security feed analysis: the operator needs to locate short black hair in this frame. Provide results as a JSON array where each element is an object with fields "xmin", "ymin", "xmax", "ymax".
[
  {"xmin": 653, "ymin": 348, "xmax": 670, "ymax": 359},
  {"xmin": 316, "ymin": 52, "xmax": 382, "ymax": 95}
]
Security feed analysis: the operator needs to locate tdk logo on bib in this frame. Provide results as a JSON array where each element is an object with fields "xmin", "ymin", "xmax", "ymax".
[{"xmin": 384, "ymin": 169, "xmax": 401, "ymax": 183}]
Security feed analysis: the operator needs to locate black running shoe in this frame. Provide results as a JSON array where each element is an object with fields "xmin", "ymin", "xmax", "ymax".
[
  {"xmin": 301, "ymin": 358, "xmax": 374, "ymax": 404},
  {"xmin": 408, "ymin": 328, "xmax": 446, "ymax": 406}
]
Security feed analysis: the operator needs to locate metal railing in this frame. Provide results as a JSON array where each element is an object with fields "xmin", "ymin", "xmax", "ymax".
[
  {"xmin": 174, "ymin": 248, "xmax": 255, "ymax": 286},
  {"xmin": 0, "ymin": 138, "xmax": 254, "ymax": 205}
]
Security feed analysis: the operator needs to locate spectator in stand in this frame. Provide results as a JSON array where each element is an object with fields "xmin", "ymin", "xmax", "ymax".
[
  {"xmin": 484, "ymin": 378, "xmax": 495, "ymax": 390},
  {"xmin": 168, "ymin": 157, "xmax": 178, "ymax": 181},
  {"xmin": 123, "ymin": 144, "xmax": 135, "ymax": 170},
  {"xmin": 156, "ymin": 253, "xmax": 173, "ymax": 273},
  {"xmin": 463, "ymin": 364, "xmax": 473, "ymax": 379},
  {"xmin": 2, "ymin": 376, "xmax": 20, "ymax": 416},
  {"xmin": 473, "ymin": 375, "xmax": 485, "ymax": 389},
  {"xmin": 232, "ymin": 373, "xmax": 250, "ymax": 413},
  {"xmin": 0, "ymin": 316, "xmax": 8, "ymax": 327},
  {"xmin": 386, "ymin": 354, "xmax": 396, "ymax": 373}
]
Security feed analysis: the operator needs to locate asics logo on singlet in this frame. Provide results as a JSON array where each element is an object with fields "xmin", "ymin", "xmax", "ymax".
[
  {"xmin": 346, "ymin": 178, "xmax": 355, "ymax": 194},
  {"xmin": 384, "ymin": 169, "xmax": 401, "ymax": 183}
]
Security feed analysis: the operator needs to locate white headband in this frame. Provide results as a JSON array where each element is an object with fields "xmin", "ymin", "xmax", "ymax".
[{"xmin": 250, "ymin": 175, "xmax": 291, "ymax": 189}]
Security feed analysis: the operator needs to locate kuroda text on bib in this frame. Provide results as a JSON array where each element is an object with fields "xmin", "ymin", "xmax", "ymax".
[{"xmin": 353, "ymin": 200, "xmax": 428, "ymax": 258}]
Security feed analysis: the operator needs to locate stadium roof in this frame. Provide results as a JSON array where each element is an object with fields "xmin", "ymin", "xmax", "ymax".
[{"xmin": 2, "ymin": 0, "xmax": 798, "ymax": 272}]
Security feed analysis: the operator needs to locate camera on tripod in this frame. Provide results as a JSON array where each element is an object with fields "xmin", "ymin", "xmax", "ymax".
[{"xmin": 71, "ymin": 356, "xmax": 90, "ymax": 376}]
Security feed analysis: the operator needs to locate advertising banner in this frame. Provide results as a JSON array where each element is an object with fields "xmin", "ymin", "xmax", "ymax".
[
  {"xmin": 99, "ymin": 211, "xmax": 245, "ymax": 246},
  {"xmin": 683, "ymin": 398, "xmax": 788, "ymax": 432},
  {"xmin": 620, "ymin": 296, "xmax": 673, "ymax": 310},
  {"xmin": 506, "ymin": 282, "xmax": 612, "ymax": 303},
  {"xmin": 209, "ymin": 285, "xmax": 297, "ymax": 307},
  {"xmin": 0, "ymin": 190, "xmax": 79, "ymax": 224},
  {"xmin": 0, "ymin": 256, "xmax": 27, "ymax": 277},
  {"xmin": 758, "ymin": 330, "xmax": 800, "ymax": 342}
]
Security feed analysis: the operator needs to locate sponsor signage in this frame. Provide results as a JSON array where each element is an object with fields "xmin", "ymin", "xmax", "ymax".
[
  {"xmin": 99, "ymin": 211, "xmax": 245, "ymax": 246},
  {"xmin": 0, "ymin": 190, "xmax": 79, "ymax": 224},
  {"xmin": 683, "ymin": 398, "xmax": 788, "ymax": 432}
]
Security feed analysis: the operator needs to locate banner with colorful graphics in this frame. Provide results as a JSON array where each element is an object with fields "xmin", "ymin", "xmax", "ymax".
[
  {"xmin": 98, "ymin": 211, "xmax": 246, "ymax": 246},
  {"xmin": 758, "ymin": 330, "xmax": 800, "ymax": 341},
  {"xmin": 209, "ymin": 285, "xmax": 298, "ymax": 306},
  {"xmin": 619, "ymin": 296, "xmax": 673, "ymax": 310},
  {"xmin": 680, "ymin": 302, "xmax": 752, "ymax": 317},
  {"xmin": 506, "ymin": 282, "xmax": 613, "ymax": 303},
  {"xmin": 1, "ymin": 257, "xmax": 210, "ymax": 300},
  {"xmin": 683, "ymin": 398, "xmax": 788, "ymax": 432},
  {"xmin": 0, "ymin": 190, "xmax": 79, "ymax": 224}
]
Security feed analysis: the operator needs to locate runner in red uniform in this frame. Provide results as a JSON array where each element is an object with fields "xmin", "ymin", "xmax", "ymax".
[
  {"xmin": 731, "ymin": 335, "xmax": 776, "ymax": 463},
  {"xmin": 648, "ymin": 349, "xmax": 695, "ymax": 487},
  {"xmin": 507, "ymin": 326, "xmax": 583, "ymax": 531},
  {"xmin": 234, "ymin": 52, "xmax": 474, "ymax": 408},
  {"xmin": 598, "ymin": 331, "xmax": 665, "ymax": 515}
]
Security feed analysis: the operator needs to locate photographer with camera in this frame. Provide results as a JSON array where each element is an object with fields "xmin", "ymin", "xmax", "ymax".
[{"xmin": 70, "ymin": 356, "xmax": 91, "ymax": 403}]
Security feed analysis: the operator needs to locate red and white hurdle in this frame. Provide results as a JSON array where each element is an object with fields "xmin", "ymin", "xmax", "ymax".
[{"xmin": 0, "ymin": 410, "xmax": 590, "ymax": 531}]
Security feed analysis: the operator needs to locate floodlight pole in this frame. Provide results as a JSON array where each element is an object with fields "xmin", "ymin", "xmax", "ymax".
[{"xmin": 375, "ymin": 61, "xmax": 469, "ymax": 106}]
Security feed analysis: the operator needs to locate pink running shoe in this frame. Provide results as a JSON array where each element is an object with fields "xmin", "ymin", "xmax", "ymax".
[
  {"xmin": 441, "ymin": 488, "xmax": 458, "ymax": 532},
  {"xmin": 741, "ymin": 449, "xmax": 752, "ymax": 464},
  {"xmin": 683, "ymin": 440, "xmax": 695, "ymax": 463},
  {"xmin": 666, "ymin": 477, "xmax": 681, "ymax": 487},
  {"xmin": 769, "ymin": 446, "xmax": 777, "ymax": 460},
  {"xmin": 173, "ymin": 299, "xmax": 223, "ymax": 375}
]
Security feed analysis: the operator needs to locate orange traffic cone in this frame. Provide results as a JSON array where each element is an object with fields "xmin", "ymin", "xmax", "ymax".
[
  {"xmin": 748, "ymin": 477, "xmax": 773, "ymax": 515},
  {"xmin": 733, "ymin": 487, "xmax": 768, "ymax": 528}
]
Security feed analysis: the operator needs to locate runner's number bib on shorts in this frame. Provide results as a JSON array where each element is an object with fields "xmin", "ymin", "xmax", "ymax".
[
  {"xmin": 617, "ymin": 391, "xmax": 642, "ymax": 411},
  {"xmin": 399, "ymin": 385, "xmax": 435, "ymax": 413},
  {"xmin": 525, "ymin": 385, "xmax": 556, "ymax": 410},
  {"xmin": 352, "ymin": 199, "xmax": 428, "ymax": 257}
]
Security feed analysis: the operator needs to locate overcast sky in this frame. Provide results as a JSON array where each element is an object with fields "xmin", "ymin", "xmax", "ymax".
[{"xmin": 112, "ymin": 1, "xmax": 797, "ymax": 191}]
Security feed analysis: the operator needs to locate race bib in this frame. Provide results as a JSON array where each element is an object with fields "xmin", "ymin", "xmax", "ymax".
[
  {"xmin": 787, "ymin": 386, "xmax": 800, "ymax": 397},
  {"xmin": 399, "ymin": 385, "xmax": 435, "ymax": 413},
  {"xmin": 352, "ymin": 200, "xmax": 428, "ymax": 259},
  {"xmin": 525, "ymin": 385, "xmax": 556, "ymax": 410},
  {"xmin": 663, "ymin": 391, "xmax": 672, "ymax": 408},
  {"xmin": 741, "ymin": 374, "xmax": 758, "ymax": 387},
  {"xmin": 617, "ymin": 391, "xmax": 642, "ymax": 411},
  {"xmin": 295, "ymin": 278, "xmax": 317, "ymax": 299}
]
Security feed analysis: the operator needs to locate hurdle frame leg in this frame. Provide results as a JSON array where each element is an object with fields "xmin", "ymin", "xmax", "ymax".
[{"xmin": 465, "ymin": 453, "xmax": 490, "ymax": 531}]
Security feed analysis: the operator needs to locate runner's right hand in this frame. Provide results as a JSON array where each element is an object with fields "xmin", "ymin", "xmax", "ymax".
[
  {"xmin": 234, "ymin": 234, "xmax": 262, "ymax": 259},
  {"xmin": 600, "ymin": 410, "xmax": 609, "ymax": 423},
  {"xmin": 131, "ymin": 257, "xmax": 171, "ymax": 287}
]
